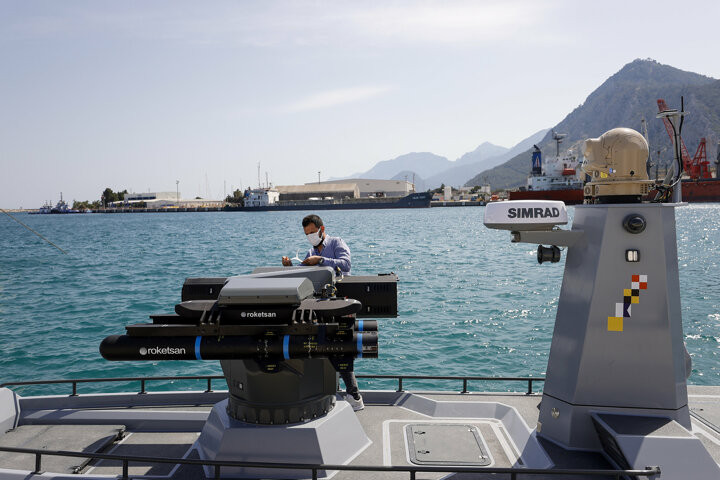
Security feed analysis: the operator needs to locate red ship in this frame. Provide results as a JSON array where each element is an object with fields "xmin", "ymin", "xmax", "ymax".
[
  {"xmin": 509, "ymin": 133, "xmax": 584, "ymax": 205},
  {"xmin": 509, "ymin": 188, "xmax": 584, "ymax": 204},
  {"xmin": 658, "ymin": 178, "xmax": 720, "ymax": 203}
]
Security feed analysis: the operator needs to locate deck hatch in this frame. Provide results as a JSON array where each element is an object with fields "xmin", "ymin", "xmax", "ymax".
[{"xmin": 405, "ymin": 424, "xmax": 491, "ymax": 466}]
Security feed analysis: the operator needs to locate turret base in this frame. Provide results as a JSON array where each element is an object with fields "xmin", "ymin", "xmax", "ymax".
[{"xmin": 196, "ymin": 399, "xmax": 370, "ymax": 479}]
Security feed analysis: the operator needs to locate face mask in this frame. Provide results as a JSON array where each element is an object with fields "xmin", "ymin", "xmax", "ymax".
[{"xmin": 306, "ymin": 230, "xmax": 323, "ymax": 247}]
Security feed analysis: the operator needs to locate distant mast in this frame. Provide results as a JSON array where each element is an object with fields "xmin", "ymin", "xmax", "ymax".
[{"xmin": 552, "ymin": 129, "xmax": 567, "ymax": 157}]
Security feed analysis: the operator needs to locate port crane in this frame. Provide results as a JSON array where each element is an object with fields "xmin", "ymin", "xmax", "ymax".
[{"xmin": 657, "ymin": 99, "xmax": 711, "ymax": 179}]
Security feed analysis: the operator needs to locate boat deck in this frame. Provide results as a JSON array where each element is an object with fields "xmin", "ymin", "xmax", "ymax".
[{"xmin": 0, "ymin": 384, "xmax": 718, "ymax": 479}]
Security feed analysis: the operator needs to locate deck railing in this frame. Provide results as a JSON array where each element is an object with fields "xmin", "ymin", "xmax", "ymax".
[
  {"xmin": 1, "ymin": 373, "xmax": 545, "ymax": 396},
  {"xmin": 0, "ymin": 445, "xmax": 660, "ymax": 480},
  {"xmin": 0, "ymin": 374, "xmax": 662, "ymax": 479}
]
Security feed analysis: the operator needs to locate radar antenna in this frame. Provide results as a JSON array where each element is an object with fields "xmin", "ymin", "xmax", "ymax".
[{"xmin": 552, "ymin": 129, "xmax": 568, "ymax": 157}]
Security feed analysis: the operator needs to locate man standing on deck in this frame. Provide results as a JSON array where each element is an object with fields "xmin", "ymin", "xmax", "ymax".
[{"xmin": 281, "ymin": 214, "xmax": 363, "ymax": 410}]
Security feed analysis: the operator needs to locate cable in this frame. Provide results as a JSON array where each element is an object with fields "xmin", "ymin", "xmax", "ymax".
[{"xmin": 0, "ymin": 209, "xmax": 67, "ymax": 254}]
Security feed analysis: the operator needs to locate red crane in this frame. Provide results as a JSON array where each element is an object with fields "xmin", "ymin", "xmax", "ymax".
[{"xmin": 657, "ymin": 99, "xmax": 711, "ymax": 179}]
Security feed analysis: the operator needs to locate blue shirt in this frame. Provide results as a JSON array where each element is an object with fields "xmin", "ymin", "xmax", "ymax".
[{"xmin": 305, "ymin": 235, "xmax": 351, "ymax": 275}]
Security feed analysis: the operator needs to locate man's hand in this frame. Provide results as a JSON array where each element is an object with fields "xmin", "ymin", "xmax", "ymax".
[
  {"xmin": 302, "ymin": 255, "xmax": 323, "ymax": 266},
  {"xmin": 281, "ymin": 256, "xmax": 292, "ymax": 266}
]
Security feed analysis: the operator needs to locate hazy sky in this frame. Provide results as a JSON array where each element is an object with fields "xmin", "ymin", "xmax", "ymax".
[{"xmin": 2, "ymin": 0, "xmax": 719, "ymax": 208}]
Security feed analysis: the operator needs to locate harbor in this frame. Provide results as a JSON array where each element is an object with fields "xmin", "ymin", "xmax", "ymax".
[
  {"xmin": 2, "ymin": 194, "xmax": 719, "ymax": 477},
  {"xmin": 3, "ymin": 2, "xmax": 720, "ymax": 478}
]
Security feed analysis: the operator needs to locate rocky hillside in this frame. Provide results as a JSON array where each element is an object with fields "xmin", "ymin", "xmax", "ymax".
[
  {"xmin": 466, "ymin": 59, "xmax": 720, "ymax": 190},
  {"xmin": 424, "ymin": 130, "xmax": 548, "ymax": 189}
]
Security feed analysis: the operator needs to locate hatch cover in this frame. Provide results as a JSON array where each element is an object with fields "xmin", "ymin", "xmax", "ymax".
[{"xmin": 405, "ymin": 424, "xmax": 491, "ymax": 466}]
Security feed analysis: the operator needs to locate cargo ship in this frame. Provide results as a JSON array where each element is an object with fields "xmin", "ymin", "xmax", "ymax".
[
  {"xmin": 678, "ymin": 177, "xmax": 720, "ymax": 202},
  {"xmin": 225, "ymin": 191, "xmax": 432, "ymax": 211},
  {"xmin": 509, "ymin": 131, "xmax": 584, "ymax": 204}
]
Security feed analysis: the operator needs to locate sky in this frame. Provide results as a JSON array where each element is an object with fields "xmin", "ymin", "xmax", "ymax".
[{"xmin": 1, "ymin": 0, "xmax": 719, "ymax": 208}]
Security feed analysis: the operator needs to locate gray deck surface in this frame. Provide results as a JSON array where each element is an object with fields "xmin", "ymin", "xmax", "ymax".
[
  {"xmin": 1, "ymin": 387, "xmax": 718, "ymax": 479},
  {"xmin": 0, "ymin": 424, "xmax": 123, "ymax": 474},
  {"xmin": 84, "ymin": 431, "xmax": 199, "ymax": 476}
]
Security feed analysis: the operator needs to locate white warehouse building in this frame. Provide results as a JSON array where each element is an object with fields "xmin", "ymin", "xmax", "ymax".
[{"xmin": 312, "ymin": 179, "xmax": 414, "ymax": 198}]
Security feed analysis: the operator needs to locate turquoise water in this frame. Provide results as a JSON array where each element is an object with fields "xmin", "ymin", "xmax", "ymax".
[{"xmin": 1, "ymin": 206, "xmax": 718, "ymax": 395}]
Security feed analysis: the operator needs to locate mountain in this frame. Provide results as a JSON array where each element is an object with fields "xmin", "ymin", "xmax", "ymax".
[
  {"xmin": 344, "ymin": 136, "xmax": 546, "ymax": 190},
  {"xmin": 466, "ymin": 59, "xmax": 720, "ymax": 190},
  {"xmin": 455, "ymin": 142, "xmax": 509, "ymax": 166},
  {"xmin": 351, "ymin": 152, "xmax": 452, "ymax": 180},
  {"xmin": 424, "ymin": 129, "xmax": 549, "ymax": 188},
  {"xmin": 391, "ymin": 170, "xmax": 426, "ymax": 192}
]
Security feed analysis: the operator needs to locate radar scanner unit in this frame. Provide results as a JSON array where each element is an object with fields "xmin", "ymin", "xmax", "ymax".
[
  {"xmin": 484, "ymin": 200, "xmax": 575, "ymax": 264},
  {"xmin": 483, "ymin": 200, "xmax": 568, "ymax": 231}
]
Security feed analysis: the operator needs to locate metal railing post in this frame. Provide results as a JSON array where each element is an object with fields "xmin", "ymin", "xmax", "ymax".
[
  {"xmin": 462, "ymin": 378, "xmax": 468, "ymax": 393},
  {"xmin": 139, "ymin": 379, "xmax": 147, "ymax": 394},
  {"xmin": 71, "ymin": 381, "xmax": 78, "ymax": 397},
  {"xmin": 312, "ymin": 468, "xmax": 318, "ymax": 480},
  {"xmin": 122, "ymin": 459, "xmax": 129, "ymax": 479},
  {"xmin": 206, "ymin": 378, "xmax": 213, "ymax": 393},
  {"xmin": 527, "ymin": 379, "xmax": 533, "ymax": 395},
  {"xmin": 33, "ymin": 453, "xmax": 42, "ymax": 473},
  {"xmin": 397, "ymin": 377, "xmax": 404, "ymax": 392}
]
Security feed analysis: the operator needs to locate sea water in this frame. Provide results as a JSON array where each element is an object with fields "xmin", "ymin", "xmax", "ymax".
[{"xmin": 0, "ymin": 206, "xmax": 718, "ymax": 396}]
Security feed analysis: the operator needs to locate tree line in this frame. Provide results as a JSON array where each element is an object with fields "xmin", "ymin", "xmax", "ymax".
[{"xmin": 71, "ymin": 188, "xmax": 129, "ymax": 210}]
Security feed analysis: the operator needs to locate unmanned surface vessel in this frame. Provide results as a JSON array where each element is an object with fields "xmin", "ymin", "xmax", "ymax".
[{"xmin": 1, "ymin": 128, "xmax": 719, "ymax": 479}]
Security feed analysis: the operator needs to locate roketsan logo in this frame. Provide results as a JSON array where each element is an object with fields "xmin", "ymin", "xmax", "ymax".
[
  {"xmin": 240, "ymin": 311, "xmax": 277, "ymax": 318},
  {"xmin": 139, "ymin": 346, "xmax": 186, "ymax": 355}
]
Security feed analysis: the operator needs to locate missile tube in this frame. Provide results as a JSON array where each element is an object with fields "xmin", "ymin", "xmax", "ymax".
[{"xmin": 100, "ymin": 332, "xmax": 378, "ymax": 361}]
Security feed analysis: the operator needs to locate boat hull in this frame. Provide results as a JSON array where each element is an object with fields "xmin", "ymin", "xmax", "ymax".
[
  {"xmin": 646, "ymin": 178, "xmax": 720, "ymax": 203},
  {"xmin": 226, "ymin": 192, "xmax": 432, "ymax": 212},
  {"xmin": 680, "ymin": 178, "xmax": 720, "ymax": 202},
  {"xmin": 508, "ymin": 188, "xmax": 584, "ymax": 205}
]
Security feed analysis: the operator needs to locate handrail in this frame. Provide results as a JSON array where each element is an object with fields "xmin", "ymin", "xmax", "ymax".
[
  {"xmin": 0, "ymin": 375, "xmax": 659, "ymax": 479},
  {"xmin": 0, "ymin": 375, "xmax": 225, "ymax": 396},
  {"xmin": 356, "ymin": 374, "xmax": 545, "ymax": 394},
  {"xmin": 0, "ymin": 445, "xmax": 660, "ymax": 480},
  {"xmin": 1, "ymin": 373, "xmax": 545, "ymax": 396}
]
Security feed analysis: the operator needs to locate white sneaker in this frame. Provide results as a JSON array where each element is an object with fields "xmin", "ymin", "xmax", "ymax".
[{"xmin": 346, "ymin": 394, "xmax": 364, "ymax": 411}]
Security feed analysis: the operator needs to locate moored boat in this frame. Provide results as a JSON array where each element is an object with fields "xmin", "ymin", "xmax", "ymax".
[
  {"xmin": 509, "ymin": 132, "xmax": 584, "ymax": 205},
  {"xmin": 225, "ymin": 191, "xmax": 432, "ymax": 211},
  {"xmin": 30, "ymin": 194, "xmax": 81, "ymax": 214}
]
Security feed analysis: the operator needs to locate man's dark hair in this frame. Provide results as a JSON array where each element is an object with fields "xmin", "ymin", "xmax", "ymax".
[{"xmin": 302, "ymin": 214, "xmax": 323, "ymax": 228}]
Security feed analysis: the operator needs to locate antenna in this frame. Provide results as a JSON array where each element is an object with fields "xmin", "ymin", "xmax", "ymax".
[
  {"xmin": 641, "ymin": 116, "xmax": 651, "ymax": 174},
  {"xmin": 257, "ymin": 162, "xmax": 261, "ymax": 189},
  {"xmin": 265, "ymin": 172, "xmax": 269, "ymax": 189},
  {"xmin": 552, "ymin": 130, "xmax": 568, "ymax": 157}
]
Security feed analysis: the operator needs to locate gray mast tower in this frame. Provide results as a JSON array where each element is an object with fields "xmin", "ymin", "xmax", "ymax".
[{"xmin": 485, "ymin": 127, "xmax": 720, "ymax": 479}]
